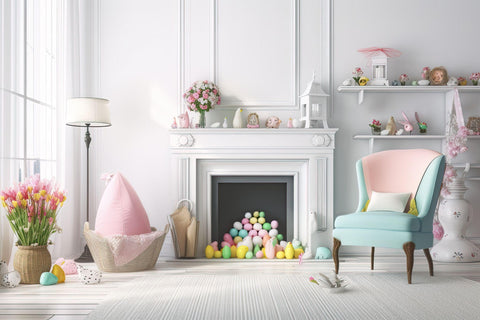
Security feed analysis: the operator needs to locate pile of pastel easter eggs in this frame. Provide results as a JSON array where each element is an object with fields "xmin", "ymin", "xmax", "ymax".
[{"xmin": 205, "ymin": 211, "xmax": 304, "ymax": 260}]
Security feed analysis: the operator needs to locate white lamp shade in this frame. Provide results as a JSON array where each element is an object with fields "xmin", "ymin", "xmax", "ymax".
[{"xmin": 66, "ymin": 97, "xmax": 111, "ymax": 127}]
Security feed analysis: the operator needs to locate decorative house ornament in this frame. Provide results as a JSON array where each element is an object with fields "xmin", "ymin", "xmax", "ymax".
[
  {"xmin": 358, "ymin": 47, "xmax": 402, "ymax": 86},
  {"xmin": 299, "ymin": 73, "xmax": 329, "ymax": 128}
]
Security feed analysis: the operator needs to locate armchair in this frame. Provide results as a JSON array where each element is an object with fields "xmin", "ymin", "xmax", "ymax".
[{"xmin": 332, "ymin": 149, "xmax": 445, "ymax": 284}]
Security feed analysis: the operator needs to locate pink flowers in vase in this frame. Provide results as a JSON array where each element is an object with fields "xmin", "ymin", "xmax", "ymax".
[
  {"xmin": 1, "ymin": 175, "xmax": 66, "ymax": 246},
  {"xmin": 469, "ymin": 72, "xmax": 480, "ymax": 85},
  {"xmin": 399, "ymin": 74, "xmax": 409, "ymax": 85},
  {"xmin": 183, "ymin": 80, "xmax": 221, "ymax": 112},
  {"xmin": 352, "ymin": 67, "xmax": 363, "ymax": 85}
]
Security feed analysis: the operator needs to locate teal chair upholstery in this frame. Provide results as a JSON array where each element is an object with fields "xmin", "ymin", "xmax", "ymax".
[{"xmin": 333, "ymin": 149, "xmax": 445, "ymax": 284}]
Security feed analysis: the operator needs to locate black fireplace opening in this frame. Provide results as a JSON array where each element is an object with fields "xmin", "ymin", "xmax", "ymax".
[{"xmin": 211, "ymin": 176, "xmax": 294, "ymax": 243}]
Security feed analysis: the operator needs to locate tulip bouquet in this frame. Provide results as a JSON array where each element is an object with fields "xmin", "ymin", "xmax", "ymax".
[{"xmin": 1, "ymin": 175, "xmax": 66, "ymax": 246}]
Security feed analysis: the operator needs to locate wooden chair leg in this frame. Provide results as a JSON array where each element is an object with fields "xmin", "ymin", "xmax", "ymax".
[
  {"xmin": 403, "ymin": 242, "xmax": 415, "ymax": 284},
  {"xmin": 423, "ymin": 248, "xmax": 434, "ymax": 276},
  {"xmin": 371, "ymin": 247, "xmax": 375, "ymax": 270},
  {"xmin": 333, "ymin": 238, "xmax": 341, "ymax": 274}
]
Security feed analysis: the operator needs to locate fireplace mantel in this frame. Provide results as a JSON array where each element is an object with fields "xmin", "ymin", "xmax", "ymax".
[{"xmin": 169, "ymin": 128, "xmax": 338, "ymax": 257}]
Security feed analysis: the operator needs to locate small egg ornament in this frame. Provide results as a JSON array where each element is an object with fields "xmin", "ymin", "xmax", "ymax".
[
  {"xmin": 292, "ymin": 239, "xmax": 302, "ymax": 249},
  {"xmin": 236, "ymin": 246, "xmax": 249, "ymax": 259},
  {"xmin": 271, "ymin": 220, "xmax": 279, "ymax": 229},
  {"xmin": 280, "ymin": 240, "xmax": 288, "ymax": 248},
  {"xmin": 258, "ymin": 229, "xmax": 268, "ymax": 238},
  {"xmin": 269, "ymin": 229, "xmax": 278, "ymax": 238},
  {"xmin": 249, "ymin": 217, "xmax": 258, "ymax": 224},
  {"xmin": 257, "ymin": 217, "xmax": 266, "ymax": 224},
  {"xmin": 1, "ymin": 271, "xmax": 21, "ymax": 288},
  {"xmin": 229, "ymin": 228, "xmax": 239, "ymax": 237},
  {"xmin": 256, "ymin": 250, "xmax": 264, "ymax": 259},
  {"xmin": 234, "ymin": 236, "xmax": 243, "ymax": 244},
  {"xmin": 51, "ymin": 264, "xmax": 66, "ymax": 283},
  {"xmin": 253, "ymin": 223, "xmax": 262, "ymax": 231},
  {"xmin": 262, "ymin": 222, "xmax": 272, "ymax": 231},
  {"xmin": 259, "ymin": 211, "xmax": 265, "ymax": 218},
  {"xmin": 254, "ymin": 244, "xmax": 261, "ymax": 256},
  {"xmin": 238, "ymin": 229, "xmax": 248, "ymax": 238},
  {"xmin": 229, "ymin": 245, "xmax": 237, "ymax": 258},
  {"xmin": 221, "ymin": 241, "xmax": 231, "ymax": 248},
  {"xmin": 276, "ymin": 251, "xmax": 285, "ymax": 259},
  {"xmin": 241, "ymin": 218, "xmax": 249, "ymax": 225},
  {"xmin": 214, "ymin": 250, "xmax": 222, "ymax": 258},
  {"xmin": 233, "ymin": 221, "xmax": 243, "ymax": 230},
  {"xmin": 244, "ymin": 223, "xmax": 253, "ymax": 231},
  {"xmin": 222, "ymin": 246, "xmax": 231, "ymax": 259},
  {"xmin": 253, "ymin": 211, "xmax": 259, "ymax": 218},
  {"xmin": 245, "ymin": 252, "xmax": 254, "ymax": 259},
  {"xmin": 55, "ymin": 258, "xmax": 77, "ymax": 275},
  {"xmin": 242, "ymin": 236, "xmax": 253, "ymax": 252},
  {"xmin": 276, "ymin": 234, "xmax": 284, "ymax": 241},
  {"xmin": 223, "ymin": 233, "xmax": 234, "ymax": 245},
  {"xmin": 244, "ymin": 212, "xmax": 252, "ymax": 219},
  {"xmin": 40, "ymin": 272, "xmax": 58, "ymax": 286},
  {"xmin": 262, "ymin": 234, "xmax": 271, "ymax": 247},
  {"xmin": 248, "ymin": 230, "xmax": 258, "ymax": 237},
  {"xmin": 252, "ymin": 236, "xmax": 263, "ymax": 246},
  {"xmin": 210, "ymin": 241, "xmax": 219, "ymax": 251},
  {"xmin": 77, "ymin": 265, "xmax": 102, "ymax": 285},
  {"xmin": 205, "ymin": 245, "xmax": 214, "ymax": 258}
]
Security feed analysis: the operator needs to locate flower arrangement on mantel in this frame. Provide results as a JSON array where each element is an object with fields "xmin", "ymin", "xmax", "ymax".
[
  {"xmin": 183, "ymin": 80, "xmax": 221, "ymax": 128},
  {"xmin": 469, "ymin": 72, "xmax": 480, "ymax": 85},
  {"xmin": 369, "ymin": 119, "xmax": 381, "ymax": 134},
  {"xmin": 1, "ymin": 175, "xmax": 66, "ymax": 246}
]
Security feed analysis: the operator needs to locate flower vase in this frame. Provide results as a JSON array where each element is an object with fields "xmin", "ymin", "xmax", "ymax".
[
  {"xmin": 419, "ymin": 128, "xmax": 427, "ymax": 134},
  {"xmin": 472, "ymin": 80, "xmax": 478, "ymax": 86},
  {"xmin": 198, "ymin": 110, "xmax": 206, "ymax": 128},
  {"xmin": 431, "ymin": 177, "xmax": 480, "ymax": 262},
  {"xmin": 13, "ymin": 245, "xmax": 52, "ymax": 284},
  {"xmin": 371, "ymin": 127, "xmax": 381, "ymax": 135}
]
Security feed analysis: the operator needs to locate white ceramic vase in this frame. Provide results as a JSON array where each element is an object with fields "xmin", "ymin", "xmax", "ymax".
[{"xmin": 431, "ymin": 177, "xmax": 480, "ymax": 262}]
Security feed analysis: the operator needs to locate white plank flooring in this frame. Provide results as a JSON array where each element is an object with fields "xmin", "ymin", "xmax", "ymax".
[{"xmin": 1, "ymin": 256, "xmax": 479, "ymax": 319}]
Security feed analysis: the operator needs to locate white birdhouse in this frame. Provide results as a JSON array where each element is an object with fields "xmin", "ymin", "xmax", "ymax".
[
  {"xmin": 369, "ymin": 52, "xmax": 389, "ymax": 86},
  {"xmin": 300, "ymin": 73, "xmax": 329, "ymax": 128}
]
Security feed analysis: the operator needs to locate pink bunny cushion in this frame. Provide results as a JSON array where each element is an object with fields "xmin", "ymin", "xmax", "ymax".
[{"xmin": 95, "ymin": 173, "xmax": 151, "ymax": 236}]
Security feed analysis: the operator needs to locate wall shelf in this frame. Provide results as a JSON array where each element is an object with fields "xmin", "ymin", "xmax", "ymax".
[
  {"xmin": 337, "ymin": 85, "xmax": 480, "ymax": 104},
  {"xmin": 353, "ymin": 135, "xmax": 446, "ymax": 153}
]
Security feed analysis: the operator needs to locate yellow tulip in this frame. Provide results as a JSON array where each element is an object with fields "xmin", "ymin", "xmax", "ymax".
[
  {"xmin": 0, "ymin": 196, "xmax": 5, "ymax": 201},
  {"xmin": 47, "ymin": 194, "xmax": 52, "ymax": 202},
  {"xmin": 33, "ymin": 193, "xmax": 41, "ymax": 201},
  {"xmin": 16, "ymin": 192, "xmax": 23, "ymax": 200},
  {"xmin": 12, "ymin": 200, "xmax": 18, "ymax": 208},
  {"xmin": 21, "ymin": 200, "xmax": 27, "ymax": 207},
  {"xmin": 39, "ymin": 190, "xmax": 47, "ymax": 197},
  {"xmin": 27, "ymin": 186, "xmax": 32, "ymax": 193}
]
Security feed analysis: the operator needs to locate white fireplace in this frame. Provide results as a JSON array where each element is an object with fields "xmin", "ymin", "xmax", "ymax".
[{"xmin": 169, "ymin": 128, "xmax": 337, "ymax": 257}]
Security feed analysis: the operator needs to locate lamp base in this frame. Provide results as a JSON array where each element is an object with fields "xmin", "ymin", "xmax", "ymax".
[{"xmin": 75, "ymin": 244, "xmax": 94, "ymax": 263}]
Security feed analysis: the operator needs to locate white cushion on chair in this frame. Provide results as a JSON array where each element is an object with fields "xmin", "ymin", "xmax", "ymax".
[{"xmin": 366, "ymin": 191, "xmax": 411, "ymax": 213}]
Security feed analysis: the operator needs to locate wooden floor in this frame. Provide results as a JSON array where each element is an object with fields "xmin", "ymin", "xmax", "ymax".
[{"xmin": 1, "ymin": 255, "xmax": 480, "ymax": 319}]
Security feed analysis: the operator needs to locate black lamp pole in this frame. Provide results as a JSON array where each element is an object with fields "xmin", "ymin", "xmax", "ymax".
[{"xmin": 75, "ymin": 123, "xmax": 93, "ymax": 262}]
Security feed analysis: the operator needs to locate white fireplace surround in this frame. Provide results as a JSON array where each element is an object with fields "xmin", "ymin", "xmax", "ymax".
[{"xmin": 169, "ymin": 128, "xmax": 337, "ymax": 256}]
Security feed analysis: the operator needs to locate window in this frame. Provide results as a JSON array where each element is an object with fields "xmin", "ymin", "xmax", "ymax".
[{"xmin": 1, "ymin": 0, "xmax": 62, "ymax": 187}]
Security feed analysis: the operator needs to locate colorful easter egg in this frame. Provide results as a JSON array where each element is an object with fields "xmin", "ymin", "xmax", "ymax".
[
  {"xmin": 0, "ymin": 260, "xmax": 8, "ymax": 275},
  {"xmin": 210, "ymin": 241, "xmax": 218, "ymax": 251},
  {"xmin": 241, "ymin": 218, "xmax": 249, "ymax": 225},
  {"xmin": 285, "ymin": 242, "xmax": 295, "ymax": 259},
  {"xmin": 249, "ymin": 217, "xmax": 257, "ymax": 224},
  {"xmin": 271, "ymin": 220, "xmax": 279, "ymax": 229},
  {"xmin": 223, "ymin": 233, "xmax": 234, "ymax": 245},
  {"xmin": 233, "ymin": 221, "xmax": 243, "ymax": 230},
  {"xmin": 236, "ymin": 245, "xmax": 249, "ymax": 259},
  {"xmin": 253, "ymin": 211, "xmax": 259, "ymax": 218},
  {"xmin": 214, "ymin": 250, "xmax": 222, "ymax": 258},
  {"xmin": 230, "ymin": 245, "xmax": 237, "ymax": 258},
  {"xmin": 257, "ymin": 217, "xmax": 266, "ymax": 224},
  {"xmin": 77, "ymin": 265, "xmax": 102, "ymax": 285},
  {"xmin": 254, "ymin": 244, "xmax": 261, "ymax": 256},
  {"xmin": 244, "ymin": 212, "xmax": 252, "ymax": 219},
  {"xmin": 248, "ymin": 230, "xmax": 258, "ymax": 237},
  {"xmin": 244, "ymin": 223, "xmax": 253, "ymax": 231},
  {"xmin": 238, "ymin": 229, "xmax": 248, "ymax": 238},
  {"xmin": 295, "ymin": 248, "xmax": 305, "ymax": 259},
  {"xmin": 229, "ymin": 228, "xmax": 239, "ymax": 237},
  {"xmin": 269, "ymin": 229, "xmax": 278, "ymax": 238},
  {"xmin": 256, "ymin": 250, "xmax": 264, "ymax": 259},
  {"xmin": 253, "ymin": 223, "xmax": 262, "ymax": 231},
  {"xmin": 265, "ymin": 239, "xmax": 275, "ymax": 259},
  {"xmin": 276, "ymin": 251, "xmax": 285, "ymax": 259},
  {"xmin": 252, "ymin": 236, "xmax": 263, "ymax": 246},
  {"xmin": 292, "ymin": 239, "xmax": 302, "ymax": 249},
  {"xmin": 221, "ymin": 241, "xmax": 231, "ymax": 248},
  {"xmin": 280, "ymin": 240, "xmax": 288, "ymax": 248},
  {"xmin": 245, "ymin": 252, "xmax": 253, "ymax": 259},
  {"xmin": 272, "ymin": 237, "xmax": 278, "ymax": 247},
  {"xmin": 258, "ymin": 229, "xmax": 268, "ymax": 238},
  {"xmin": 276, "ymin": 234, "xmax": 284, "ymax": 241},
  {"xmin": 205, "ymin": 245, "xmax": 214, "ymax": 258},
  {"xmin": 40, "ymin": 272, "xmax": 58, "ymax": 286},
  {"xmin": 51, "ymin": 264, "xmax": 65, "ymax": 283},
  {"xmin": 1, "ymin": 271, "xmax": 21, "ymax": 288},
  {"xmin": 274, "ymin": 244, "xmax": 283, "ymax": 254},
  {"xmin": 234, "ymin": 236, "xmax": 243, "ymax": 244},
  {"xmin": 262, "ymin": 234, "xmax": 271, "ymax": 247},
  {"xmin": 222, "ymin": 246, "xmax": 231, "ymax": 259},
  {"xmin": 262, "ymin": 222, "xmax": 271, "ymax": 231}
]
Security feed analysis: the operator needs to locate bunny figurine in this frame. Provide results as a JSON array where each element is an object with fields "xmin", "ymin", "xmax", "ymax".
[{"xmin": 399, "ymin": 112, "xmax": 413, "ymax": 134}]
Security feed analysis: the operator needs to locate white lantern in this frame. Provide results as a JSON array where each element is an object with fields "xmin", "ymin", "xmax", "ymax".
[
  {"xmin": 369, "ymin": 52, "xmax": 389, "ymax": 86},
  {"xmin": 299, "ymin": 73, "xmax": 329, "ymax": 128}
]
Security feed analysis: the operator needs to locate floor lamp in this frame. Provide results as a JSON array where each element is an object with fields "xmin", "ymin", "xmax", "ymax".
[{"xmin": 66, "ymin": 97, "xmax": 111, "ymax": 262}]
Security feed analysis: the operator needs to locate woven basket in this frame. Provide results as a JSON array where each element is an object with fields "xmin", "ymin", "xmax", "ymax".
[
  {"xmin": 13, "ymin": 245, "xmax": 51, "ymax": 284},
  {"xmin": 84, "ymin": 222, "xmax": 169, "ymax": 272}
]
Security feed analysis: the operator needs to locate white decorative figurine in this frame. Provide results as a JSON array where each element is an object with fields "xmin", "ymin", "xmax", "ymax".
[
  {"xmin": 233, "ymin": 108, "xmax": 243, "ymax": 128},
  {"xmin": 222, "ymin": 117, "xmax": 228, "ymax": 128},
  {"xmin": 399, "ymin": 112, "xmax": 413, "ymax": 134}
]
